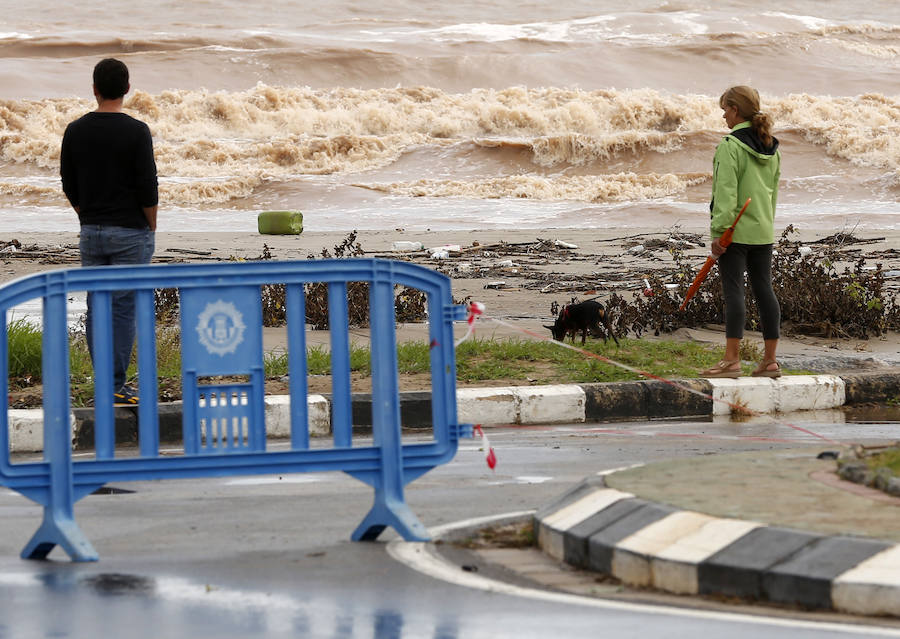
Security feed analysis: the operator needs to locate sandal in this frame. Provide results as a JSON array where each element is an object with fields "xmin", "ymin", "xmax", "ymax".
[
  {"xmin": 752, "ymin": 360, "xmax": 782, "ymax": 378},
  {"xmin": 700, "ymin": 359, "xmax": 741, "ymax": 379}
]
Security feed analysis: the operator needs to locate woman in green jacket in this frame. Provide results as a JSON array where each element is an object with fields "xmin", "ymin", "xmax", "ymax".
[{"xmin": 701, "ymin": 86, "xmax": 782, "ymax": 378}]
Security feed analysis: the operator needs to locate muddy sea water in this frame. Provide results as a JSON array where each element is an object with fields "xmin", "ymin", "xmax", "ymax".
[{"xmin": 1, "ymin": 0, "xmax": 898, "ymax": 234}]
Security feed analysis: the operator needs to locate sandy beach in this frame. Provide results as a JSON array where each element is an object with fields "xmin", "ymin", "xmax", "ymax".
[
  {"xmin": 3, "ymin": 226, "xmax": 899, "ymax": 377},
  {"xmin": 4, "ymin": 225, "xmax": 900, "ymax": 313}
]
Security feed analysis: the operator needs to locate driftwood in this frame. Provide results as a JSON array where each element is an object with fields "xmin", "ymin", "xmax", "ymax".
[
  {"xmin": 165, "ymin": 248, "xmax": 214, "ymax": 256},
  {"xmin": 809, "ymin": 233, "xmax": 885, "ymax": 246}
]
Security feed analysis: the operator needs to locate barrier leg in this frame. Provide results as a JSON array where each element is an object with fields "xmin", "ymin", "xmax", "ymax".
[
  {"xmin": 21, "ymin": 286, "xmax": 98, "ymax": 562},
  {"xmin": 21, "ymin": 510, "xmax": 98, "ymax": 562},
  {"xmin": 351, "ymin": 271, "xmax": 429, "ymax": 542},
  {"xmin": 352, "ymin": 489, "xmax": 429, "ymax": 542}
]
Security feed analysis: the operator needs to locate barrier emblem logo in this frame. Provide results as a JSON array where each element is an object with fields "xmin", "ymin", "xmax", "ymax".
[{"xmin": 196, "ymin": 300, "xmax": 246, "ymax": 356}]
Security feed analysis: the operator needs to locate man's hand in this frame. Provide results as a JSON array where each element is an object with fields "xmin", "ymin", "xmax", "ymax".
[
  {"xmin": 143, "ymin": 205, "xmax": 158, "ymax": 232},
  {"xmin": 710, "ymin": 236, "xmax": 726, "ymax": 257}
]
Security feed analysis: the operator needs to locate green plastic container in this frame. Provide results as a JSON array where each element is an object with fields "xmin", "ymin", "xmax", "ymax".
[{"xmin": 257, "ymin": 210, "xmax": 304, "ymax": 235}]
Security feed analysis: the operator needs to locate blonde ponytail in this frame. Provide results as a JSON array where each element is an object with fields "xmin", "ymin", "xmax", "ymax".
[{"xmin": 720, "ymin": 86, "xmax": 774, "ymax": 147}]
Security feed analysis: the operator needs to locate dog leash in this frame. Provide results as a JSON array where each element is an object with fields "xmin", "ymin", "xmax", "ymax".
[{"xmin": 458, "ymin": 303, "xmax": 848, "ymax": 448}]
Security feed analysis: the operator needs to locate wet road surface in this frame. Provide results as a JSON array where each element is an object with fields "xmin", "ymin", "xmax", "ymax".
[{"xmin": 1, "ymin": 414, "xmax": 899, "ymax": 638}]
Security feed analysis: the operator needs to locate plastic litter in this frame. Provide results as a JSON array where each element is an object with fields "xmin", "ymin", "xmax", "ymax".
[
  {"xmin": 429, "ymin": 244, "xmax": 460, "ymax": 253},
  {"xmin": 391, "ymin": 241, "xmax": 424, "ymax": 252}
]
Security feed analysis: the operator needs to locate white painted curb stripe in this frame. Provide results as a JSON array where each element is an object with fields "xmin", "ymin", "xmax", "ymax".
[
  {"xmin": 456, "ymin": 384, "xmax": 586, "ymax": 425},
  {"xmin": 515, "ymin": 384, "xmax": 585, "ymax": 425},
  {"xmin": 456, "ymin": 386, "xmax": 518, "ymax": 425},
  {"xmin": 542, "ymin": 488, "xmax": 635, "ymax": 532},
  {"xmin": 538, "ymin": 488, "xmax": 634, "ymax": 560},
  {"xmin": 707, "ymin": 375, "xmax": 845, "ymax": 415},
  {"xmin": 613, "ymin": 511, "xmax": 715, "ymax": 588},
  {"xmin": 652, "ymin": 518, "xmax": 764, "ymax": 595},
  {"xmin": 832, "ymin": 544, "xmax": 900, "ymax": 616},
  {"xmin": 655, "ymin": 517, "xmax": 763, "ymax": 564}
]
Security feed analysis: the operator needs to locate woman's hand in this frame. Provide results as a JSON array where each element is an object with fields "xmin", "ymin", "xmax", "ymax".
[{"xmin": 710, "ymin": 236, "xmax": 726, "ymax": 257}]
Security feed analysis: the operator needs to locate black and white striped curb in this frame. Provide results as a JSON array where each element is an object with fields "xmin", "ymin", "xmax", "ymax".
[
  {"xmin": 534, "ymin": 478, "xmax": 900, "ymax": 616},
  {"xmin": 6, "ymin": 370, "xmax": 899, "ymax": 453}
]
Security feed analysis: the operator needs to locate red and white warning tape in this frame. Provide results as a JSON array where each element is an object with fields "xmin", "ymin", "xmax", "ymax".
[
  {"xmin": 454, "ymin": 301, "xmax": 485, "ymax": 347},
  {"xmin": 473, "ymin": 424, "xmax": 497, "ymax": 471}
]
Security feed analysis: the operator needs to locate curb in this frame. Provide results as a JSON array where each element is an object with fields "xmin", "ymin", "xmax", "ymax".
[
  {"xmin": 534, "ymin": 479, "xmax": 900, "ymax": 617},
  {"xmin": 7, "ymin": 371, "xmax": 900, "ymax": 453}
]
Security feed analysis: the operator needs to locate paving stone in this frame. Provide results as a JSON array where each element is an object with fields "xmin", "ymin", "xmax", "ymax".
[
  {"xmin": 762, "ymin": 536, "xmax": 894, "ymax": 609},
  {"xmin": 564, "ymin": 497, "xmax": 645, "ymax": 568},
  {"xmin": 586, "ymin": 501, "xmax": 677, "ymax": 575},
  {"xmin": 699, "ymin": 526, "xmax": 822, "ymax": 600}
]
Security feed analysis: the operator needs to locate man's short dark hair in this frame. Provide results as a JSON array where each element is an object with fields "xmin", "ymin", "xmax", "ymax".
[{"xmin": 93, "ymin": 58, "xmax": 129, "ymax": 100}]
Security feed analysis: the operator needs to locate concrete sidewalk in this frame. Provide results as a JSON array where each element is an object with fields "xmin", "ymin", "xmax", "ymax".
[{"xmin": 533, "ymin": 448, "xmax": 900, "ymax": 617}]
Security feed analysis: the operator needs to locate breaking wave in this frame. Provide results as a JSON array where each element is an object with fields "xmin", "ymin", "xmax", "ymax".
[{"xmin": 1, "ymin": 86, "xmax": 898, "ymax": 206}]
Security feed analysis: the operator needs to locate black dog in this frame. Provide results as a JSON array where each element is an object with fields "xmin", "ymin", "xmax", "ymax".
[{"xmin": 544, "ymin": 300, "xmax": 619, "ymax": 346}]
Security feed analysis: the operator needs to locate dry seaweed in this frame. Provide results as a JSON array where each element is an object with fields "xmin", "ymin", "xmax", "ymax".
[
  {"xmin": 154, "ymin": 233, "xmax": 428, "ymax": 329},
  {"xmin": 604, "ymin": 225, "xmax": 900, "ymax": 339}
]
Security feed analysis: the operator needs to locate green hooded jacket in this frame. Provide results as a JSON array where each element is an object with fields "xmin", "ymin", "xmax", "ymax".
[{"xmin": 710, "ymin": 121, "xmax": 781, "ymax": 244}]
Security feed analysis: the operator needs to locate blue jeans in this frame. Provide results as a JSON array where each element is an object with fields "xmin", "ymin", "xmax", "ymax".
[{"xmin": 80, "ymin": 225, "xmax": 155, "ymax": 392}]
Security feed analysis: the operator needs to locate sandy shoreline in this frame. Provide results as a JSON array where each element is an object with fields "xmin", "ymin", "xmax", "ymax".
[
  {"xmin": 4, "ymin": 225, "xmax": 899, "ymax": 318},
  {"xmin": 2, "ymin": 226, "xmax": 899, "ymax": 368}
]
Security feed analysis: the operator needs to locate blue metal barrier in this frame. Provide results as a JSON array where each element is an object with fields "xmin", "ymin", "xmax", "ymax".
[{"xmin": 0, "ymin": 259, "xmax": 472, "ymax": 561}]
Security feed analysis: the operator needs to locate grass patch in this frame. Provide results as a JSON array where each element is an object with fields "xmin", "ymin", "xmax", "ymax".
[
  {"xmin": 866, "ymin": 448, "xmax": 900, "ymax": 475},
  {"xmin": 9, "ymin": 324, "xmax": 812, "ymax": 407},
  {"xmin": 306, "ymin": 344, "xmax": 371, "ymax": 376},
  {"xmin": 456, "ymin": 337, "xmax": 735, "ymax": 383},
  {"xmin": 8, "ymin": 319, "xmax": 43, "ymax": 380}
]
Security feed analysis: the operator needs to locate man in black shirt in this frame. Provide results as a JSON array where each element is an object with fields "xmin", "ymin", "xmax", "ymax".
[{"xmin": 60, "ymin": 58, "xmax": 158, "ymax": 405}]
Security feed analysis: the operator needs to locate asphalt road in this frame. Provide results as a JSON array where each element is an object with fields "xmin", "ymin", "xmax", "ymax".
[{"xmin": 1, "ymin": 414, "xmax": 899, "ymax": 639}]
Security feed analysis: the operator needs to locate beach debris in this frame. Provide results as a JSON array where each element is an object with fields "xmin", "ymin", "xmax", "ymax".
[
  {"xmin": 553, "ymin": 239, "xmax": 578, "ymax": 249},
  {"xmin": 810, "ymin": 233, "xmax": 885, "ymax": 246},
  {"xmin": 428, "ymin": 244, "xmax": 461, "ymax": 259},
  {"xmin": 798, "ymin": 245, "xmax": 812, "ymax": 257},
  {"xmin": 627, "ymin": 244, "xmax": 646, "ymax": 255},
  {"xmin": 8, "ymin": 225, "xmax": 899, "ymax": 340},
  {"xmin": 165, "ymin": 248, "xmax": 213, "ymax": 256},
  {"xmin": 257, "ymin": 210, "xmax": 303, "ymax": 235},
  {"xmin": 597, "ymin": 231, "xmax": 704, "ymax": 248},
  {"xmin": 391, "ymin": 241, "xmax": 424, "ymax": 252}
]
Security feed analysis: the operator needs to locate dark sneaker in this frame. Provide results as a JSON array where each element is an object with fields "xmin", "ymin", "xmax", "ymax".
[{"xmin": 113, "ymin": 386, "xmax": 139, "ymax": 406}]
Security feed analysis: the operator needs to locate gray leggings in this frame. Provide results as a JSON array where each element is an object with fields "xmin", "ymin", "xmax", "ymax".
[{"xmin": 718, "ymin": 243, "xmax": 781, "ymax": 340}]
